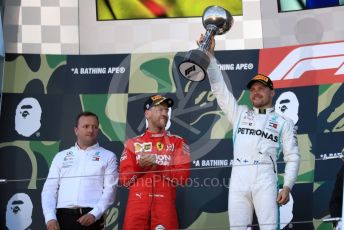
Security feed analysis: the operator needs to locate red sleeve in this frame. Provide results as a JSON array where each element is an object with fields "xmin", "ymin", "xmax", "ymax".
[
  {"xmin": 119, "ymin": 139, "xmax": 145, "ymax": 188},
  {"xmin": 161, "ymin": 138, "xmax": 191, "ymax": 185}
]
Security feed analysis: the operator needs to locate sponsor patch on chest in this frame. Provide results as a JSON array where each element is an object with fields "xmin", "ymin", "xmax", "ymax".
[
  {"xmin": 237, "ymin": 127, "xmax": 278, "ymax": 142},
  {"xmin": 134, "ymin": 142, "xmax": 152, "ymax": 153}
]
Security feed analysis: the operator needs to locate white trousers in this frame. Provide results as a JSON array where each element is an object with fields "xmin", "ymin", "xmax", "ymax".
[{"xmin": 228, "ymin": 164, "xmax": 279, "ymax": 230}]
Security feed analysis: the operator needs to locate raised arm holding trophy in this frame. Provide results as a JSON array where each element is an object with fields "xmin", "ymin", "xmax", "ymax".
[{"xmin": 177, "ymin": 5, "xmax": 301, "ymax": 230}]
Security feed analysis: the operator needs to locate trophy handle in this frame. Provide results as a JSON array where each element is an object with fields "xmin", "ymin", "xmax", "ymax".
[{"xmin": 199, "ymin": 24, "xmax": 218, "ymax": 52}]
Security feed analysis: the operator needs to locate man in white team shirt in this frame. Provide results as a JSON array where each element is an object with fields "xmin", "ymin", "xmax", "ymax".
[
  {"xmin": 201, "ymin": 35, "xmax": 300, "ymax": 230},
  {"xmin": 41, "ymin": 111, "xmax": 118, "ymax": 230}
]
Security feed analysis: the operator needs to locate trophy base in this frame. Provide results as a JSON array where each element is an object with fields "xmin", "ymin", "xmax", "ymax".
[{"xmin": 178, "ymin": 49, "xmax": 210, "ymax": 82}]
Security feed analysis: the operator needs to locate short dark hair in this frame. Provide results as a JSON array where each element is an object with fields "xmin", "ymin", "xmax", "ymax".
[{"xmin": 75, "ymin": 111, "xmax": 99, "ymax": 127}]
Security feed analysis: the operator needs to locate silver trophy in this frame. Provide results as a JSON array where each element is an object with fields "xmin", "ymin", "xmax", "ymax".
[{"xmin": 178, "ymin": 6, "xmax": 233, "ymax": 81}]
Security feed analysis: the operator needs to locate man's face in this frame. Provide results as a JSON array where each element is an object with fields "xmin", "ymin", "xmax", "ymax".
[
  {"xmin": 74, "ymin": 115, "xmax": 99, "ymax": 148},
  {"xmin": 146, "ymin": 104, "xmax": 169, "ymax": 131},
  {"xmin": 145, "ymin": 107, "xmax": 172, "ymax": 130},
  {"xmin": 249, "ymin": 82, "xmax": 274, "ymax": 109}
]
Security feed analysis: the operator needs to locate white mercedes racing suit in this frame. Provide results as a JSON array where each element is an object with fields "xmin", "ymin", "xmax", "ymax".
[{"xmin": 207, "ymin": 57, "xmax": 300, "ymax": 230}]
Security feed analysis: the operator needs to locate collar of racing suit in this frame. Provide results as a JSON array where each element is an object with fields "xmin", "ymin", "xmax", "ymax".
[
  {"xmin": 253, "ymin": 107, "xmax": 275, "ymax": 114},
  {"xmin": 144, "ymin": 129, "xmax": 168, "ymax": 138}
]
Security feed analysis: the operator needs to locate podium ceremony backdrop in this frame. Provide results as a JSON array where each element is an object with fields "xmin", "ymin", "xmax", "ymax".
[{"xmin": 0, "ymin": 39, "xmax": 343, "ymax": 229}]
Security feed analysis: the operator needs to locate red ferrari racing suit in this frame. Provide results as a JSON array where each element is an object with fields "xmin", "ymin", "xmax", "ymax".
[{"xmin": 120, "ymin": 130, "xmax": 190, "ymax": 230}]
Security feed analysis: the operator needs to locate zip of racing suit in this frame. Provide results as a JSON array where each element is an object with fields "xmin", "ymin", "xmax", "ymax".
[
  {"xmin": 207, "ymin": 56, "xmax": 301, "ymax": 230},
  {"xmin": 119, "ymin": 130, "xmax": 190, "ymax": 230}
]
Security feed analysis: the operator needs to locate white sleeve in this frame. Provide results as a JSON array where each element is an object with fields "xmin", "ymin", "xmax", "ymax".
[
  {"xmin": 282, "ymin": 120, "xmax": 301, "ymax": 190},
  {"xmin": 207, "ymin": 56, "xmax": 242, "ymax": 124},
  {"xmin": 41, "ymin": 154, "xmax": 60, "ymax": 224},
  {"xmin": 89, "ymin": 153, "xmax": 118, "ymax": 220}
]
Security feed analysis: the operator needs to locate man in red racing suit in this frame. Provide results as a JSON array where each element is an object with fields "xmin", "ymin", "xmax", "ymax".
[{"xmin": 120, "ymin": 95, "xmax": 190, "ymax": 230}]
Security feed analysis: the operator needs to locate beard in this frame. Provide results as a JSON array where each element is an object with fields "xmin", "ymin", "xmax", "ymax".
[
  {"xmin": 251, "ymin": 95, "xmax": 271, "ymax": 108},
  {"xmin": 150, "ymin": 118, "xmax": 167, "ymax": 131},
  {"xmin": 252, "ymin": 99, "xmax": 268, "ymax": 108}
]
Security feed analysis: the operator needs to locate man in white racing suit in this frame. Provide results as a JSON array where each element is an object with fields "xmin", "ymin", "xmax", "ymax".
[{"xmin": 204, "ymin": 36, "xmax": 300, "ymax": 230}]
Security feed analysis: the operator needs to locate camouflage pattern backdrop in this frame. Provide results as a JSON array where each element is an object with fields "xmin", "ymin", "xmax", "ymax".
[{"xmin": 0, "ymin": 40, "xmax": 343, "ymax": 230}]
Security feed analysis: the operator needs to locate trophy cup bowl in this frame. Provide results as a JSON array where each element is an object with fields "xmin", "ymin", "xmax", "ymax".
[{"xmin": 178, "ymin": 6, "xmax": 233, "ymax": 82}]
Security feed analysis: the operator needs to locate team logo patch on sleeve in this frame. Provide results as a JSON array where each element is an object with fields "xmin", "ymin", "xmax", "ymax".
[
  {"xmin": 183, "ymin": 143, "xmax": 190, "ymax": 155},
  {"xmin": 120, "ymin": 152, "xmax": 128, "ymax": 161}
]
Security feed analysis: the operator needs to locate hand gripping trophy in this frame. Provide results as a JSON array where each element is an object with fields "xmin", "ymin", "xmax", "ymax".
[{"xmin": 178, "ymin": 6, "xmax": 233, "ymax": 81}]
